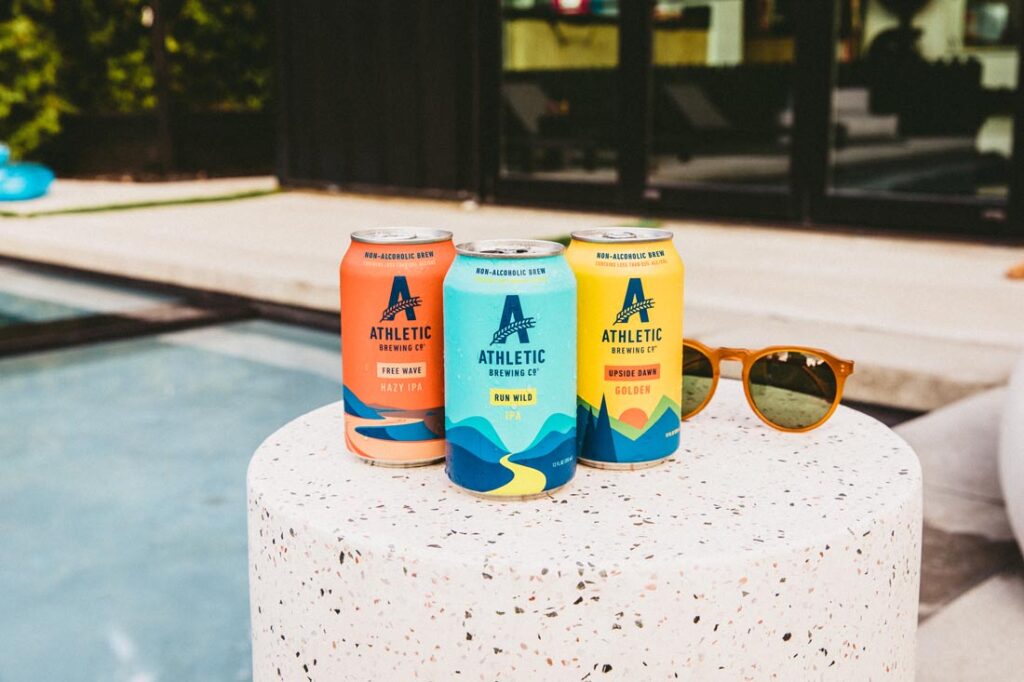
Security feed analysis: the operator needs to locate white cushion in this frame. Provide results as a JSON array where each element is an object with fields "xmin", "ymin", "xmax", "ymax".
[
  {"xmin": 999, "ymin": 356, "xmax": 1024, "ymax": 547},
  {"xmin": 896, "ymin": 387, "xmax": 1012, "ymax": 540}
]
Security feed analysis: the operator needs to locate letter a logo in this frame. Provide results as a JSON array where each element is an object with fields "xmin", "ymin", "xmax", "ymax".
[
  {"xmin": 491, "ymin": 295, "xmax": 536, "ymax": 345},
  {"xmin": 614, "ymin": 278, "xmax": 655, "ymax": 324},
  {"xmin": 380, "ymin": 276, "xmax": 422, "ymax": 322}
]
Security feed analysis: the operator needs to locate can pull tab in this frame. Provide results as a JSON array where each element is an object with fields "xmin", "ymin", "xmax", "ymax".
[
  {"xmin": 604, "ymin": 230, "xmax": 638, "ymax": 240},
  {"xmin": 377, "ymin": 230, "xmax": 418, "ymax": 241},
  {"xmin": 482, "ymin": 247, "xmax": 530, "ymax": 255}
]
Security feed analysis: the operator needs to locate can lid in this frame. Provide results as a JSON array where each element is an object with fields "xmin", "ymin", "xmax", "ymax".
[
  {"xmin": 351, "ymin": 228, "xmax": 453, "ymax": 245},
  {"xmin": 456, "ymin": 239, "xmax": 565, "ymax": 258},
  {"xmin": 570, "ymin": 227, "xmax": 674, "ymax": 244}
]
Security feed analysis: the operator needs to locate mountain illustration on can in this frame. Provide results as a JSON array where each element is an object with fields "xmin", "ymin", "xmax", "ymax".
[
  {"xmin": 566, "ymin": 228, "xmax": 683, "ymax": 470},
  {"xmin": 443, "ymin": 239, "xmax": 577, "ymax": 499},
  {"xmin": 340, "ymin": 228, "xmax": 455, "ymax": 467}
]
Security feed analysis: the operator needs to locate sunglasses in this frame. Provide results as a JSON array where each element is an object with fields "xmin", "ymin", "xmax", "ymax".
[{"xmin": 683, "ymin": 339, "xmax": 855, "ymax": 432}]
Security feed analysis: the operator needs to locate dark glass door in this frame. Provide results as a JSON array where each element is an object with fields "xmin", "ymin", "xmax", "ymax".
[
  {"xmin": 816, "ymin": 0, "xmax": 1020, "ymax": 235},
  {"xmin": 495, "ymin": 0, "xmax": 623, "ymax": 206},
  {"xmin": 638, "ymin": 0, "xmax": 798, "ymax": 219},
  {"xmin": 485, "ymin": 0, "xmax": 1023, "ymax": 238}
]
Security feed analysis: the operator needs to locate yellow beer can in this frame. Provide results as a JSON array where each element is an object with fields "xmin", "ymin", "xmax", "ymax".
[{"xmin": 566, "ymin": 228, "xmax": 683, "ymax": 469}]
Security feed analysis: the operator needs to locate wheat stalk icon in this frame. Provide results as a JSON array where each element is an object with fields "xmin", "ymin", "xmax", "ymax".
[
  {"xmin": 380, "ymin": 296, "xmax": 422, "ymax": 321},
  {"xmin": 491, "ymin": 317, "xmax": 535, "ymax": 345},
  {"xmin": 614, "ymin": 298, "xmax": 654, "ymax": 324}
]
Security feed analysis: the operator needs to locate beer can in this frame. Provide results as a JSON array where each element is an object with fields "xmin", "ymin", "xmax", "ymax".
[
  {"xmin": 443, "ymin": 240, "xmax": 577, "ymax": 499},
  {"xmin": 566, "ymin": 228, "xmax": 683, "ymax": 469},
  {"xmin": 340, "ymin": 228, "xmax": 455, "ymax": 467}
]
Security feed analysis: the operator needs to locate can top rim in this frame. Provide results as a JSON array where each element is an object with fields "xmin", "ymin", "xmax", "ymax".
[
  {"xmin": 570, "ymin": 227, "xmax": 674, "ymax": 243},
  {"xmin": 456, "ymin": 239, "xmax": 565, "ymax": 258},
  {"xmin": 351, "ymin": 228, "xmax": 453, "ymax": 245}
]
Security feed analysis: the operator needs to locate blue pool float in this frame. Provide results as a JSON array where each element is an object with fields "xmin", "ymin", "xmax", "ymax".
[{"xmin": 0, "ymin": 143, "xmax": 55, "ymax": 201}]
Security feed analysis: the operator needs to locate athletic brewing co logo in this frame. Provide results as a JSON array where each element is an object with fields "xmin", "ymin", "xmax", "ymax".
[
  {"xmin": 491, "ymin": 295, "xmax": 535, "ymax": 345},
  {"xmin": 380, "ymin": 276, "xmax": 421, "ymax": 322},
  {"xmin": 614, "ymin": 278, "xmax": 654, "ymax": 324}
]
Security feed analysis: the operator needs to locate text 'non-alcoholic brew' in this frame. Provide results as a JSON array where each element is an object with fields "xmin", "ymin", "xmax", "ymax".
[
  {"xmin": 566, "ymin": 228, "xmax": 683, "ymax": 469},
  {"xmin": 443, "ymin": 240, "xmax": 577, "ymax": 498},
  {"xmin": 340, "ymin": 228, "xmax": 455, "ymax": 467}
]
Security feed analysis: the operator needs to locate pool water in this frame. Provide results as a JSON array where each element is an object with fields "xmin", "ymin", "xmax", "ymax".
[
  {"xmin": 0, "ymin": 263, "xmax": 174, "ymax": 327},
  {"xmin": 0, "ymin": 292, "xmax": 79, "ymax": 327},
  {"xmin": 0, "ymin": 310, "xmax": 22, "ymax": 326},
  {"xmin": 0, "ymin": 319, "xmax": 340, "ymax": 682}
]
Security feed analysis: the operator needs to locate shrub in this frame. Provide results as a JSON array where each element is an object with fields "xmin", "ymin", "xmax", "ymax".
[
  {"xmin": 0, "ymin": 0, "xmax": 69, "ymax": 158},
  {"xmin": 1, "ymin": 0, "xmax": 272, "ymax": 157}
]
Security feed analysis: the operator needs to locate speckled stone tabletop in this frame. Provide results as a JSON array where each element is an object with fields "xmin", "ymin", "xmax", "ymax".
[{"xmin": 248, "ymin": 380, "xmax": 922, "ymax": 681}]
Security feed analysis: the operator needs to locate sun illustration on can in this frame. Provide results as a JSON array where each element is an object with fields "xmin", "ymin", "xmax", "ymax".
[
  {"xmin": 617, "ymin": 408, "xmax": 649, "ymax": 429},
  {"xmin": 566, "ymin": 228, "xmax": 683, "ymax": 470}
]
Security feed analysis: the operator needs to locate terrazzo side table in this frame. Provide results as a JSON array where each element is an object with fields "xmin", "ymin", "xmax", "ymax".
[{"xmin": 247, "ymin": 381, "xmax": 922, "ymax": 681}]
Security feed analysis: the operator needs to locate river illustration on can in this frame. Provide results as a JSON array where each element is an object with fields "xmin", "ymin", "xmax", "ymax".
[
  {"xmin": 340, "ymin": 228, "xmax": 455, "ymax": 466},
  {"xmin": 566, "ymin": 228, "xmax": 683, "ymax": 469},
  {"xmin": 443, "ymin": 240, "xmax": 577, "ymax": 498}
]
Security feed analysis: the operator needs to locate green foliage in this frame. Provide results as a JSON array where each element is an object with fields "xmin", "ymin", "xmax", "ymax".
[
  {"xmin": 50, "ymin": 0, "xmax": 271, "ymax": 115},
  {"xmin": 1, "ymin": 0, "xmax": 272, "ymax": 156},
  {"xmin": 171, "ymin": 0, "xmax": 272, "ymax": 111},
  {"xmin": 0, "ymin": 0, "xmax": 70, "ymax": 158},
  {"xmin": 50, "ymin": 0, "xmax": 157, "ymax": 113}
]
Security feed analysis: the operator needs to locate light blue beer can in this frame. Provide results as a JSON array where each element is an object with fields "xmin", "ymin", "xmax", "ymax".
[{"xmin": 443, "ymin": 240, "xmax": 577, "ymax": 498}]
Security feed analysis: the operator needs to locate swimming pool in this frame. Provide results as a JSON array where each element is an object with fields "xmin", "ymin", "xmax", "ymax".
[{"xmin": 0, "ymin": 268, "xmax": 340, "ymax": 682}]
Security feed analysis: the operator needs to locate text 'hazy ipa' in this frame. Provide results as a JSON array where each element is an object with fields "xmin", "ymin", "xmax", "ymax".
[
  {"xmin": 566, "ymin": 228, "xmax": 683, "ymax": 469},
  {"xmin": 340, "ymin": 228, "xmax": 455, "ymax": 466},
  {"xmin": 443, "ymin": 240, "xmax": 577, "ymax": 499}
]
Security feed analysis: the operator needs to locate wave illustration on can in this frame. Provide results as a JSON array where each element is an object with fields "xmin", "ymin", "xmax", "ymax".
[
  {"xmin": 443, "ymin": 240, "xmax": 577, "ymax": 499},
  {"xmin": 340, "ymin": 228, "xmax": 455, "ymax": 466},
  {"xmin": 566, "ymin": 228, "xmax": 683, "ymax": 469}
]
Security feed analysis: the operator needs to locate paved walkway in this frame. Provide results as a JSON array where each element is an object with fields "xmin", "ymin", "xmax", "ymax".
[{"xmin": 1, "ymin": 188, "xmax": 1022, "ymax": 410}]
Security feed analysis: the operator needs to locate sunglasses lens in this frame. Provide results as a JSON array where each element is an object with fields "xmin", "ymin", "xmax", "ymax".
[
  {"xmin": 682, "ymin": 344, "xmax": 715, "ymax": 418},
  {"xmin": 748, "ymin": 350, "xmax": 838, "ymax": 430}
]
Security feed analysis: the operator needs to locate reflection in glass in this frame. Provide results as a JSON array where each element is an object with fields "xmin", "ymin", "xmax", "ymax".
[
  {"xmin": 648, "ymin": 0, "xmax": 794, "ymax": 189},
  {"xmin": 748, "ymin": 350, "xmax": 838, "ymax": 430},
  {"xmin": 500, "ymin": 0, "xmax": 619, "ymax": 182},
  {"xmin": 682, "ymin": 343, "xmax": 716, "ymax": 418},
  {"xmin": 832, "ymin": 0, "xmax": 1017, "ymax": 198}
]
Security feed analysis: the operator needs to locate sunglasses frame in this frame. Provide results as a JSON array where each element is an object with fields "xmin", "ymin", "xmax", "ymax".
[{"xmin": 683, "ymin": 339, "xmax": 855, "ymax": 433}]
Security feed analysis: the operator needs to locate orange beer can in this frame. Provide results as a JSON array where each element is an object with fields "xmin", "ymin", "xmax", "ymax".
[{"xmin": 340, "ymin": 228, "xmax": 455, "ymax": 466}]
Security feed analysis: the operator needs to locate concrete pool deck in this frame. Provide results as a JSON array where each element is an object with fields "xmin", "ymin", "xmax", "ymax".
[
  {"xmin": 1, "ymin": 187, "xmax": 1022, "ymax": 411},
  {"xmin": 0, "ymin": 176, "xmax": 277, "ymax": 217}
]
